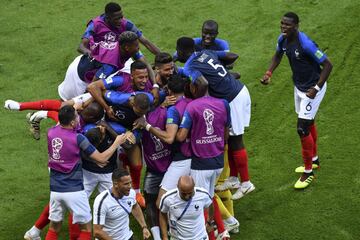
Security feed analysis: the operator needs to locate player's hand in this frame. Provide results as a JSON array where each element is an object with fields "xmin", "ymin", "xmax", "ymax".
[
  {"xmin": 114, "ymin": 133, "xmax": 127, "ymax": 146},
  {"xmin": 260, "ymin": 71, "xmax": 272, "ymax": 85},
  {"xmin": 161, "ymin": 95, "xmax": 177, "ymax": 107},
  {"xmin": 124, "ymin": 131, "xmax": 136, "ymax": 145},
  {"xmin": 306, "ymin": 88, "xmax": 317, "ymax": 99},
  {"xmin": 106, "ymin": 107, "xmax": 117, "ymax": 120},
  {"xmin": 142, "ymin": 227, "xmax": 151, "ymax": 239},
  {"xmin": 73, "ymin": 102, "xmax": 84, "ymax": 111},
  {"xmin": 96, "ymin": 160, "xmax": 109, "ymax": 168},
  {"xmin": 133, "ymin": 116, "xmax": 147, "ymax": 130}
]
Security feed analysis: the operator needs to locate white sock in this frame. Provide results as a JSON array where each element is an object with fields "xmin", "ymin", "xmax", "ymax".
[
  {"xmin": 224, "ymin": 216, "xmax": 238, "ymax": 225},
  {"xmin": 29, "ymin": 225, "xmax": 41, "ymax": 236},
  {"xmin": 31, "ymin": 110, "xmax": 48, "ymax": 121},
  {"xmin": 5, "ymin": 100, "xmax": 20, "ymax": 110},
  {"xmin": 312, "ymin": 156, "xmax": 318, "ymax": 161},
  {"xmin": 151, "ymin": 226, "xmax": 161, "ymax": 240},
  {"xmin": 304, "ymin": 169, "xmax": 313, "ymax": 174}
]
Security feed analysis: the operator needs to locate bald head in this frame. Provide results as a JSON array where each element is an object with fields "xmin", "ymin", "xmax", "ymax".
[{"xmin": 178, "ymin": 176, "xmax": 195, "ymax": 201}]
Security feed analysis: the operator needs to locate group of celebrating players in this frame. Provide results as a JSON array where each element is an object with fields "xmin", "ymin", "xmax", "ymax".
[{"xmin": 4, "ymin": 2, "xmax": 332, "ymax": 240}]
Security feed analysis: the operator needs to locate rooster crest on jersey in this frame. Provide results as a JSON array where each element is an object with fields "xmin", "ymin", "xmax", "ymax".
[
  {"xmin": 203, "ymin": 109, "xmax": 214, "ymax": 135},
  {"xmin": 51, "ymin": 138, "xmax": 63, "ymax": 160}
]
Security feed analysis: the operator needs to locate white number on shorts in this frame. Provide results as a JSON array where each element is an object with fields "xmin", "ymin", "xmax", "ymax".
[{"xmin": 207, "ymin": 59, "xmax": 227, "ymax": 77}]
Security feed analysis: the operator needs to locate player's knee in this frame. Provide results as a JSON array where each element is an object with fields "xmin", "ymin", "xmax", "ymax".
[
  {"xmin": 297, "ymin": 119, "xmax": 313, "ymax": 137},
  {"xmin": 228, "ymin": 135, "xmax": 244, "ymax": 150}
]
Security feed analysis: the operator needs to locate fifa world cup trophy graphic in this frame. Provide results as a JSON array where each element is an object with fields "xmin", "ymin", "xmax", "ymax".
[
  {"xmin": 203, "ymin": 109, "xmax": 214, "ymax": 135},
  {"xmin": 51, "ymin": 138, "xmax": 63, "ymax": 160},
  {"xmin": 150, "ymin": 130, "xmax": 164, "ymax": 152}
]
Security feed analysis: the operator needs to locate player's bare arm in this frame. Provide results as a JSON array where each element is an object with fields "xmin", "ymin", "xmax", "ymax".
[
  {"xmin": 159, "ymin": 212, "xmax": 169, "ymax": 240},
  {"xmin": 218, "ymin": 52, "xmax": 239, "ymax": 66},
  {"xmin": 306, "ymin": 58, "xmax": 333, "ymax": 99},
  {"xmin": 131, "ymin": 203, "xmax": 151, "ymax": 239},
  {"xmin": 176, "ymin": 127, "xmax": 189, "ymax": 142},
  {"xmin": 261, "ymin": 51, "xmax": 283, "ymax": 85},
  {"xmin": 87, "ymin": 80, "xmax": 114, "ymax": 118},
  {"xmin": 133, "ymin": 116, "xmax": 178, "ymax": 144},
  {"xmin": 78, "ymin": 38, "xmax": 92, "ymax": 56},
  {"xmin": 90, "ymin": 134, "xmax": 127, "ymax": 163},
  {"xmin": 93, "ymin": 224, "xmax": 112, "ymax": 240},
  {"xmin": 139, "ymin": 35, "xmax": 161, "ymax": 55}
]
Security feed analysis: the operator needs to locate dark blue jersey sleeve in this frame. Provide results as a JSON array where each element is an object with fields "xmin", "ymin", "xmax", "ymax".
[
  {"xmin": 95, "ymin": 64, "xmax": 117, "ymax": 79},
  {"xmin": 166, "ymin": 106, "xmax": 180, "ymax": 125},
  {"xmin": 103, "ymin": 75, "xmax": 124, "ymax": 90},
  {"xmin": 125, "ymin": 20, "xmax": 143, "ymax": 37},
  {"xmin": 104, "ymin": 91, "xmax": 131, "ymax": 105},
  {"xmin": 299, "ymin": 32, "xmax": 327, "ymax": 64},
  {"xmin": 180, "ymin": 110, "xmax": 192, "ymax": 129},
  {"xmin": 214, "ymin": 39, "xmax": 230, "ymax": 51},
  {"xmin": 82, "ymin": 21, "xmax": 94, "ymax": 39},
  {"xmin": 276, "ymin": 34, "xmax": 285, "ymax": 54},
  {"xmin": 77, "ymin": 134, "xmax": 96, "ymax": 155}
]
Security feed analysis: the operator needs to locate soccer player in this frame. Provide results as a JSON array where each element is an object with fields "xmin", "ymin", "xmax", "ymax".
[
  {"xmin": 153, "ymin": 52, "xmax": 175, "ymax": 88},
  {"xmin": 176, "ymin": 37, "xmax": 255, "ymax": 200},
  {"xmin": 159, "ymin": 176, "xmax": 213, "ymax": 240},
  {"xmin": 87, "ymin": 60, "xmax": 155, "ymax": 120},
  {"xmin": 93, "ymin": 168, "xmax": 151, "ymax": 240},
  {"xmin": 59, "ymin": 31, "xmax": 145, "ymax": 101},
  {"xmin": 78, "ymin": 2, "xmax": 160, "ymax": 57},
  {"xmin": 260, "ymin": 12, "xmax": 333, "ymax": 189},
  {"xmin": 45, "ymin": 105, "xmax": 128, "ymax": 239},
  {"xmin": 176, "ymin": 77, "xmax": 231, "ymax": 239},
  {"xmin": 104, "ymin": 91, "xmax": 154, "ymax": 207}
]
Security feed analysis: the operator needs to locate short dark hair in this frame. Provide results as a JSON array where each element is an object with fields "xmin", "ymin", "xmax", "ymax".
[
  {"xmin": 202, "ymin": 20, "xmax": 218, "ymax": 31},
  {"xmin": 58, "ymin": 105, "xmax": 76, "ymax": 126},
  {"xmin": 168, "ymin": 74, "xmax": 188, "ymax": 94},
  {"xmin": 112, "ymin": 168, "xmax": 130, "ymax": 182},
  {"xmin": 284, "ymin": 12, "xmax": 299, "ymax": 24},
  {"xmin": 105, "ymin": 2, "xmax": 121, "ymax": 16},
  {"xmin": 176, "ymin": 37, "xmax": 195, "ymax": 51},
  {"xmin": 119, "ymin": 31, "xmax": 138, "ymax": 46},
  {"xmin": 154, "ymin": 52, "xmax": 173, "ymax": 67},
  {"xmin": 81, "ymin": 101, "xmax": 104, "ymax": 124},
  {"xmin": 85, "ymin": 127, "xmax": 102, "ymax": 148},
  {"xmin": 130, "ymin": 60, "xmax": 147, "ymax": 72},
  {"xmin": 134, "ymin": 93, "xmax": 151, "ymax": 112}
]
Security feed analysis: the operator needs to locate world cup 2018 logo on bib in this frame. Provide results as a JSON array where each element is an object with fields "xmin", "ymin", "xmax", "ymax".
[
  {"xmin": 150, "ymin": 129, "xmax": 164, "ymax": 152},
  {"xmin": 51, "ymin": 138, "xmax": 63, "ymax": 160},
  {"xmin": 203, "ymin": 109, "xmax": 214, "ymax": 135},
  {"xmin": 100, "ymin": 32, "xmax": 117, "ymax": 49}
]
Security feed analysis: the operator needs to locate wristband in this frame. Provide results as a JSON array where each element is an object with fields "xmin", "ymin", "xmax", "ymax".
[
  {"xmin": 313, "ymin": 85, "xmax": 321, "ymax": 91},
  {"xmin": 153, "ymin": 83, "xmax": 160, "ymax": 89},
  {"xmin": 265, "ymin": 70, "xmax": 272, "ymax": 77},
  {"xmin": 145, "ymin": 124, "xmax": 152, "ymax": 131}
]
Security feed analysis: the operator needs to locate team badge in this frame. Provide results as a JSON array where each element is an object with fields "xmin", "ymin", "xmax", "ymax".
[{"xmin": 51, "ymin": 138, "xmax": 63, "ymax": 160}]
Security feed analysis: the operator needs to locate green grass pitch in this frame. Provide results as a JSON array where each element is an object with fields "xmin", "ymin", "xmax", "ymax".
[{"xmin": 0, "ymin": 0, "xmax": 359, "ymax": 239}]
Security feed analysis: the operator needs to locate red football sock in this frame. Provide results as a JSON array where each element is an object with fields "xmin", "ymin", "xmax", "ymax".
[
  {"xmin": 78, "ymin": 231, "xmax": 91, "ymax": 240},
  {"xmin": 212, "ymin": 198, "xmax": 225, "ymax": 234},
  {"xmin": 35, "ymin": 203, "xmax": 50, "ymax": 230},
  {"xmin": 232, "ymin": 149, "xmax": 250, "ymax": 182},
  {"xmin": 47, "ymin": 111, "xmax": 59, "ymax": 122},
  {"xmin": 45, "ymin": 229, "xmax": 58, "ymax": 240},
  {"xmin": 204, "ymin": 209, "xmax": 215, "ymax": 240},
  {"xmin": 228, "ymin": 150, "xmax": 238, "ymax": 177},
  {"xmin": 68, "ymin": 214, "xmax": 81, "ymax": 240},
  {"xmin": 129, "ymin": 164, "xmax": 142, "ymax": 190},
  {"xmin": 309, "ymin": 124, "xmax": 318, "ymax": 158},
  {"xmin": 300, "ymin": 134, "xmax": 314, "ymax": 171},
  {"xmin": 20, "ymin": 100, "xmax": 62, "ymax": 111}
]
